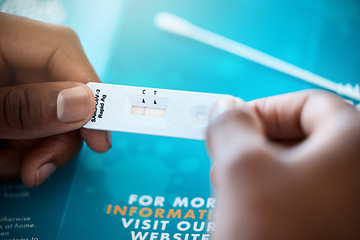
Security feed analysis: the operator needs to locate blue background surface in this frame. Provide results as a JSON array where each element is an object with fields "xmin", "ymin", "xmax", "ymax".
[
  {"xmin": 103, "ymin": 0, "xmax": 360, "ymax": 101},
  {"xmin": 0, "ymin": 0, "xmax": 359, "ymax": 239}
]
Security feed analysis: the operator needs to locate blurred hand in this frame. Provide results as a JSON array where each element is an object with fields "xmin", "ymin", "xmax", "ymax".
[
  {"xmin": 0, "ymin": 13, "xmax": 111, "ymax": 187},
  {"xmin": 207, "ymin": 90, "xmax": 360, "ymax": 240}
]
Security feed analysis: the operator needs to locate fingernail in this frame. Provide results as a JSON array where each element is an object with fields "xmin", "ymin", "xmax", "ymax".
[
  {"xmin": 105, "ymin": 131, "xmax": 112, "ymax": 149},
  {"xmin": 209, "ymin": 97, "xmax": 245, "ymax": 124},
  {"xmin": 35, "ymin": 163, "xmax": 56, "ymax": 186},
  {"xmin": 57, "ymin": 86, "xmax": 91, "ymax": 123}
]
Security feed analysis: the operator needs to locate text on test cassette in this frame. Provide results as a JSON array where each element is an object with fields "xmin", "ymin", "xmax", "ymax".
[{"xmin": 84, "ymin": 82, "xmax": 233, "ymax": 140}]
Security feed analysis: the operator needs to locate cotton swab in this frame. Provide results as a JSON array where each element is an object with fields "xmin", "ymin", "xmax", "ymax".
[{"xmin": 154, "ymin": 12, "xmax": 360, "ymax": 101}]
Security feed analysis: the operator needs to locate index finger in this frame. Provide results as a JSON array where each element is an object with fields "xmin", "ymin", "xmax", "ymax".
[
  {"xmin": 248, "ymin": 90, "xmax": 360, "ymax": 141},
  {"xmin": 248, "ymin": 90, "xmax": 360, "ymax": 164},
  {"xmin": 0, "ymin": 13, "xmax": 110, "ymax": 153},
  {"xmin": 0, "ymin": 12, "xmax": 99, "ymax": 84}
]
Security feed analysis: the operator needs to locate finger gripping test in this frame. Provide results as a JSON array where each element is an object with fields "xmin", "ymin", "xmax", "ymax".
[{"xmin": 84, "ymin": 82, "xmax": 232, "ymax": 140}]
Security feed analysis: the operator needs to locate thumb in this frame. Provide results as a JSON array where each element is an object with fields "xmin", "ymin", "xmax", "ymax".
[
  {"xmin": 206, "ymin": 98, "xmax": 275, "ymax": 188},
  {"xmin": 207, "ymin": 98, "xmax": 266, "ymax": 163},
  {"xmin": 0, "ymin": 81, "xmax": 95, "ymax": 139},
  {"xmin": 206, "ymin": 98, "xmax": 281, "ymax": 240}
]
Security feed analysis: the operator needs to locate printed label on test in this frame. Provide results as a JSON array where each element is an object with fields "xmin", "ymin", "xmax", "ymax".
[{"xmin": 84, "ymin": 82, "xmax": 232, "ymax": 140}]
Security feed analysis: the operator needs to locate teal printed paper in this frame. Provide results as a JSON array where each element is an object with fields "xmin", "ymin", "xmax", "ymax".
[{"xmin": 57, "ymin": 135, "xmax": 213, "ymax": 239}]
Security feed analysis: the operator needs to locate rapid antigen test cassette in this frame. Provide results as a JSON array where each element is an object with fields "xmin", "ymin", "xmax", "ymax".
[{"xmin": 84, "ymin": 82, "xmax": 232, "ymax": 140}]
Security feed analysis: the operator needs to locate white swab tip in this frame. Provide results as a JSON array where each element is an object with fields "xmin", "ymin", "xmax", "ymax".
[{"xmin": 154, "ymin": 12, "xmax": 193, "ymax": 35}]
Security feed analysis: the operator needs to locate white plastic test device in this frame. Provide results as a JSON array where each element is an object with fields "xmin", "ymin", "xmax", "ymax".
[{"xmin": 84, "ymin": 82, "xmax": 232, "ymax": 140}]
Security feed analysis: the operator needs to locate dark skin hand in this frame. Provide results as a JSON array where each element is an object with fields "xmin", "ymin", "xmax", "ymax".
[
  {"xmin": 207, "ymin": 90, "xmax": 360, "ymax": 240},
  {"xmin": 0, "ymin": 13, "xmax": 111, "ymax": 187}
]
